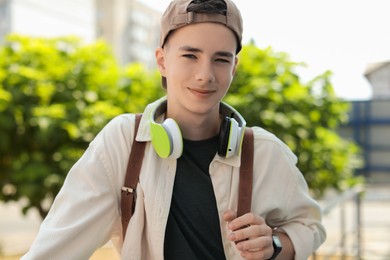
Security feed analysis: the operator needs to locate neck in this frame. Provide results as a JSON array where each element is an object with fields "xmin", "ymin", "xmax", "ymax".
[{"xmin": 168, "ymin": 110, "xmax": 221, "ymax": 141}]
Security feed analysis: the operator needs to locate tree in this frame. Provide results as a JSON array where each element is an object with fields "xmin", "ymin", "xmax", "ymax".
[
  {"xmin": 0, "ymin": 35, "xmax": 361, "ymax": 219},
  {"xmin": 0, "ymin": 34, "xmax": 163, "ymax": 218},
  {"xmin": 225, "ymin": 42, "xmax": 362, "ymax": 197}
]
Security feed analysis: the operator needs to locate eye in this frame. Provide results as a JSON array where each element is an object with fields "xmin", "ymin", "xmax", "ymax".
[
  {"xmin": 183, "ymin": 54, "xmax": 197, "ymax": 59},
  {"xmin": 215, "ymin": 58, "xmax": 231, "ymax": 63}
]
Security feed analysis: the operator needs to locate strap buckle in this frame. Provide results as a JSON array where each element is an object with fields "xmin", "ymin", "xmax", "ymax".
[{"xmin": 121, "ymin": 186, "xmax": 134, "ymax": 195}]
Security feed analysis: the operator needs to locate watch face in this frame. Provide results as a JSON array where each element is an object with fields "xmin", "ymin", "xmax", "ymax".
[
  {"xmin": 271, "ymin": 235, "xmax": 282, "ymax": 259},
  {"xmin": 273, "ymin": 235, "xmax": 282, "ymax": 248}
]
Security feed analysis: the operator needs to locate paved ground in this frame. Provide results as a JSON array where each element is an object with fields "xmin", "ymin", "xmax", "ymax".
[{"xmin": 0, "ymin": 183, "xmax": 389, "ymax": 259}]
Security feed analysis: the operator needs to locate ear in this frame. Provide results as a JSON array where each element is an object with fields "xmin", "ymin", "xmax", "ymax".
[{"xmin": 155, "ymin": 47, "xmax": 167, "ymax": 77}]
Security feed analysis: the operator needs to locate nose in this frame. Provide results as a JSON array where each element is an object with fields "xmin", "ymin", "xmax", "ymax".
[{"xmin": 194, "ymin": 61, "xmax": 215, "ymax": 83}]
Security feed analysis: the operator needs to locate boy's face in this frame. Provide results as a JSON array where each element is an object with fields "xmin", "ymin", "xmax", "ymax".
[{"xmin": 156, "ymin": 22, "xmax": 238, "ymax": 117}]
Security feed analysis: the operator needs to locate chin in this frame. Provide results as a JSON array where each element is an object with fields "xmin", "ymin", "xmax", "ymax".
[{"xmin": 188, "ymin": 102, "xmax": 220, "ymax": 116}]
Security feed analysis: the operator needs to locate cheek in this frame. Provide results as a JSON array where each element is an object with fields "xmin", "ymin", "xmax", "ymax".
[
  {"xmin": 217, "ymin": 66, "xmax": 235, "ymax": 85},
  {"xmin": 165, "ymin": 63, "xmax": 188, "ymax": 88},
  {"xmin": 167, "ymin": 60, "xmax": 193, "ymax": 80}
]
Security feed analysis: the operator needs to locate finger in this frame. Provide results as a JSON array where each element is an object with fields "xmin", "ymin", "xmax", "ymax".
[
  {"xmin": 228, "ymin": 225, "xmax": 251, "ymax": 243},
  {"xmin": 240, "ymin": 246, "xmax": 274, "ymax": 260},
  {"xmin": 236, "ymin": 235, "xmax": 272, "ymax": 252},
  {"xmin": 229, "ymin": 224, "xmax": 271, "ymax": 243},
  {"xmin": 223, "ymin": 209, "xmax": 236, "ymax": 222},
  {"xmin": 228, "ymin": 213, "xmax": 264, "ymax": 231},
  {"xmin": 238, "ymin": 236, "xmax": 274, "ymax": 260}
]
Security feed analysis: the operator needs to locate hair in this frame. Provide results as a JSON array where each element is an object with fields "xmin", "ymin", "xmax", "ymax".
[{"xmin": 186, "ymin": 0, "xmax": 227, "ymax": 15}]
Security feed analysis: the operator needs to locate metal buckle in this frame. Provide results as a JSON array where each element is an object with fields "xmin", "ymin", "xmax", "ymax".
[{"xmin": 121, "ymin": 187, "xmax": 134, "ymax": 195}]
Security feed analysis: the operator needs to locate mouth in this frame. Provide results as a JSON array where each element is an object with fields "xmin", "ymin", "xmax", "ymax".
[{"xmin": 188, "ymin": 88, "xmax": 216, "ymax": 97}]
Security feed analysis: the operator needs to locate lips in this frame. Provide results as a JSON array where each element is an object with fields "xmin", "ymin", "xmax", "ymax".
[{"xmin": 188, "ymin": 88, "xmax": 216, "ymax": 97}]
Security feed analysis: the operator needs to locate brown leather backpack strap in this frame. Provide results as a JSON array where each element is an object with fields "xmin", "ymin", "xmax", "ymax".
[
  {"xmin": 121, "ymin": 113, "xmax": 146, "ymax": 239},
  {"xmin": 237, "ymin": 127, "xmax": 254, "ymax": 217}
]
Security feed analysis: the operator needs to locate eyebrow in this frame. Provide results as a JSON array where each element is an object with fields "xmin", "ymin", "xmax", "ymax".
[{"xmin": 179, "ymin": 45, "xmax": 234, "ymax": 58}]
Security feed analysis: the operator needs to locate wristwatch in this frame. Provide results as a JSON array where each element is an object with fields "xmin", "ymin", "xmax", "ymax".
[{"xmin": 267, "ymin": 235, "xmax": 283, "ymax": 260}]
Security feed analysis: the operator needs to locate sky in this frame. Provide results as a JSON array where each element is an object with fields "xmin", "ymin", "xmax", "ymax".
[{"xmin": 140, "ymin": 0, "xmax": 390, "ymax": 100}]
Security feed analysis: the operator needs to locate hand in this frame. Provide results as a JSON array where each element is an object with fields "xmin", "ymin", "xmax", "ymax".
[{"xmin": 223, "ymin": 209, "xmax": 274, "ymax": 260}]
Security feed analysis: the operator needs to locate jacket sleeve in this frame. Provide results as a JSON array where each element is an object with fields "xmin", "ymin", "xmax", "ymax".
[
  {"xmin": 251, "ymin": 127, "xmax": 326, "ymax": 260},
  {"xmin": 21, "ymin": 115, "xmax": 135, "ymax": 260},
  {"xmin": 270, "ymin": 159, "xmax": 326, "ymax": 260}
]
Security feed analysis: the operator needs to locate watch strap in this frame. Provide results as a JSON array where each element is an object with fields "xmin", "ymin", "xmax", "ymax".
[{"xmin": 268, "ymin": 235, "xmax": 282, "ymax": 260}]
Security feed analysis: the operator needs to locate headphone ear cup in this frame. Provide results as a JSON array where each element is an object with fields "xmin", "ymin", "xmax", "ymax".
[
  {"xmin": 150, "ymin": 120, "xmax": 173, "ymax": 158},
  {"xmin": 162, "ymin": 118, "xmax": 183, "ymax": 159},
  {"xmin": 226, "ymin": 118, "xmax": 239, "ymax": 158},
  {"xmin": 151, "ymin": 118, "xmax": 183, "ymax": 159},
  {"xmin": 218, "ymin": 117, "xmax": 231, "ymax": 157},
  {"xmin": 218, "ymin": 117, "xmax": 240, "ymax": 158}
]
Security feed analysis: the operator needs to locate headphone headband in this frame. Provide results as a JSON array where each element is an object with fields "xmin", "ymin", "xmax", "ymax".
[
  {"xmin": 151, "ymin": 98, "xmax": 246, "ymax": 127},
  {"xmin": 150, "ymin": 97, "xmax": 246, "ymax": 159},
  {"xmin": 151, "ymin": 99, "xmax": 168, "ymax": 125}
]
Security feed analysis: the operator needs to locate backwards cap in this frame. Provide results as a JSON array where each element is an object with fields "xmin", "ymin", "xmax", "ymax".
[{"xmin": 160, "ymin": 0, "xmax": 243, "ymax": 53}]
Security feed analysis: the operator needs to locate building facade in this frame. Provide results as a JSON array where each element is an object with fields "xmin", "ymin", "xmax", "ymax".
[
  {"xmin": 0, "ymin": 0, "xmax": 161, "ymax": 68},
  {"xmin": 340, "ymin": 100, "xmax": 390, "ymax": 183},
  {"xmin": 0, "ymin": 0, "xmax": 95, "ymax": 42},
  {"xmin": 0, "ymin": 0, "xmax": 11, "ymax": 41},
  {"xmin": 95, "ymin": 0, "xmax": 160, "ymax": 67},
  {"xmin": 340, "ymin": 62, "xmax": 390, "ymax": 183},
  {"xmin": 364, "ymin": 62, "xmax": 390, "ymax": 99}
]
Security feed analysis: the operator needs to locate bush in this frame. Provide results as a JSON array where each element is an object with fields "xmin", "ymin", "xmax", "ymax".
[
  {"xmin": 226, "ymin": 43, "xmax": 363, "ymax": 197},
  {"xmin": 0, "ymin": 34, "xmax": 163, "ymax": 218}
]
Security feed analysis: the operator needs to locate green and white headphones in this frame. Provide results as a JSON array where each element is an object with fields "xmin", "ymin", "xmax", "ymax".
[{"xmin": 150, "ymin": 97, "xmax": 246, "ymax": 159}]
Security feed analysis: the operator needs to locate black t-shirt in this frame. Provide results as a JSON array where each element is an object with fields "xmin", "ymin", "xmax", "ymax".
[{"xmin": 164, "ymin": 135, "xmax": 226, "ymax": 260}]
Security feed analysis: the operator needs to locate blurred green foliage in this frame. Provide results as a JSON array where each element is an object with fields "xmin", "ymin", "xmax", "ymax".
[
  {"xmin": 226, "ymin": 42, "xmax": 363, "ymax": 197},
  {"xmin": 0, "ymin": 34, "xmax": 163, "ymax": 218},
  {"xmin": 0, "ymin": 35, "xmax": 362, "ymax": 219}
]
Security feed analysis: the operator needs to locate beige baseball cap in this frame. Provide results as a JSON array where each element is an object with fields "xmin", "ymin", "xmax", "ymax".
[{"xmin": 160, "ymin": 0, "xmax": 243, "ymax": 53}]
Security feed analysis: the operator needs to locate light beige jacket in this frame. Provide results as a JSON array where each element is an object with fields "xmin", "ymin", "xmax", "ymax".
[{"xmin": 22, "ymin": 100, "xmax": 326, "ymax": 260}]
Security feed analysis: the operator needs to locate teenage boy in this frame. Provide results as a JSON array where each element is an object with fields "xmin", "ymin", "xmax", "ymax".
[{"xmin": 22, "ymin": 0, "xmax": 326, "ymax": 259}]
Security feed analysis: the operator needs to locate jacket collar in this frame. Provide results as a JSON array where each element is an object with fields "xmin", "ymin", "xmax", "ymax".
[{"xmin": 135, "ymin": 98, "xmax": 162, "ymax": 142}]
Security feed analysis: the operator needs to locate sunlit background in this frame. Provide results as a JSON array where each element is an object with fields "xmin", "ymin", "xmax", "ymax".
[
  {"xmin": 3, "ymin": 0, "xmax": 390, "ymax": 100},
  {"xmin": 0, "ymin": 0, "xmax": 389, "ymax": 259}
]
